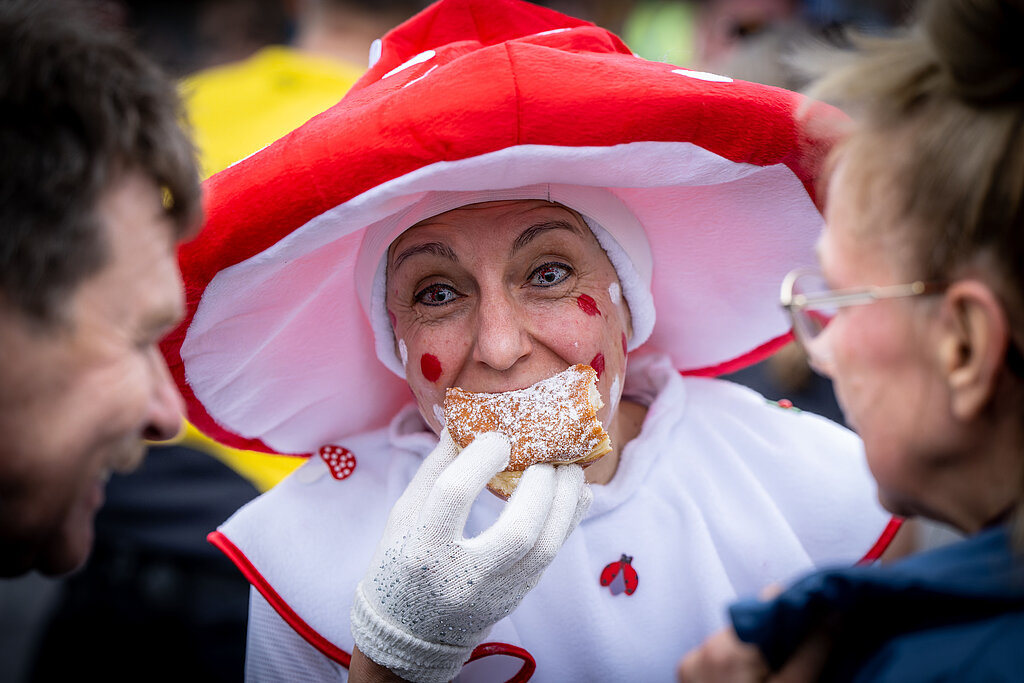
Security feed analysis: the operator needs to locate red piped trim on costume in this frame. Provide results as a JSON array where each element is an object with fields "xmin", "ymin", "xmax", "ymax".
[
  {"xmin": 208, "ymin": 531, "xmax": 352, "ymax": 666},
  {"xmin": 857, "ymin": 516, "xmax": 903, "ymax": 565},
  {"xmin": 209, "ymin": 531, "xmax": 537, "ymax": 681},
  {"xmin": 467, "ymin": 642, "xmax": 537, "ymax": 682},
  {"xmin": 681, "ymin": 332, "xmax": 793, "ymax": 378}
]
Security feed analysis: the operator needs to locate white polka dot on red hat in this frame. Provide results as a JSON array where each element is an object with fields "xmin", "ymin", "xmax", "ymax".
[{"xmin": 318, "ymin": 445, "xmax": 357, "ymax": 480}]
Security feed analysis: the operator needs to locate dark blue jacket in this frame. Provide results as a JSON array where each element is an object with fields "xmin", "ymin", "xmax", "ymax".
[{"xmin": 730, "ymin": 524, "xmax": 1024, "ymax": 682}]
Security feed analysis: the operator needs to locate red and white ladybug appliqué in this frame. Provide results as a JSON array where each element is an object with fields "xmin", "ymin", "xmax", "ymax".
[
  {"xmin": 600, "ymin": 554, "xmax": 638, "ymax": 596},
  {"xmin": 319, "ymin": 445, "xmax": 357, "ymax": 480}
]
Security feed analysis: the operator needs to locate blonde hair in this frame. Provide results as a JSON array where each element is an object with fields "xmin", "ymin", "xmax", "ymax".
[
  {"xmin": 807, "ymin": 0, "xmax": 1024, "ymax": 547},
  {"xmin": 811, "ymin": 1, "xmax": 1024, "ymax": 284},
  {"xmin": 806, "ymin": 0, "xmax": 1024, "ymax": 544}
]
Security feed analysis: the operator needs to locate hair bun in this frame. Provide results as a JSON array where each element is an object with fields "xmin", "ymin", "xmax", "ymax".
[{"xmin": 926, "ymin": 0, "xmax": 1024, "ymax": 104}]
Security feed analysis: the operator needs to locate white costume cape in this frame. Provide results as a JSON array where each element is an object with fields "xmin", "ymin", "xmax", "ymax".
[{"xmin": 213, "ymin": 354, "xmax": 894, "ymax": 681}]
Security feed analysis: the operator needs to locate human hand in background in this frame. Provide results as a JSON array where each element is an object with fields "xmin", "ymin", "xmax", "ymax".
[
  {"xmin": 677, "ymin": 623, "xmax": 831, "ymax": 683},
  {"xmin": 351, "ymin": 429, "xmax": 592, "ymax": 683},
  {"xmin": 677, "ymin": 628, "xmax": 772, "ymax": 683}
]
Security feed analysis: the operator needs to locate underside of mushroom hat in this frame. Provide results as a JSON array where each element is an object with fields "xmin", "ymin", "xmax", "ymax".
[{"xmin": 161, "ymin": 0, "xmax": 846, "ymax": 455}]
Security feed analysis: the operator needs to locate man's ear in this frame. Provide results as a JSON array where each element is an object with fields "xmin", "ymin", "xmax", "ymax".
[{"xmin": 937, "ymin": 280, "xmax": 1010, "ymax": 420}]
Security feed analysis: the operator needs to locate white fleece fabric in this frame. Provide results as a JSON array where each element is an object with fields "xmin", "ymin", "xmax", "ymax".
[{"xmin": 220, "ymin": 354, "xmax": 890, "ymax": 682}]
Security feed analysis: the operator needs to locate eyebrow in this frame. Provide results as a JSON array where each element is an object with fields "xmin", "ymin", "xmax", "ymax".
[
  {"xmin": 392, "ymin": 241, "xmax": 459, "ymax": 271},
  {"xmin": 391, "ymin": 218, "xmax": 584, "ymax": 272},
  {"xmin": 511, "ymin": 219, "xmax": 584, "ymax": 255}
]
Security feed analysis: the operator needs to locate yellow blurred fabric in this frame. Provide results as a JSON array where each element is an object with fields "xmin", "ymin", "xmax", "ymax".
[
  {"xmin": 178, "ymin": 46, "xmax": 363, "ymax": 491},
  {"xmin": 182, "ymin": 46, "xmax": 364, "ymax": 180},
  {"xmin": 173, "ymin": 423, "xmax": 304, "ymax": 493}
]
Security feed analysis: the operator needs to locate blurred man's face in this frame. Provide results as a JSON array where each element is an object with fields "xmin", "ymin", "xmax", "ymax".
[{"xmin": 0, "ymin": 171, "xmax": 186, "ymax": 576}]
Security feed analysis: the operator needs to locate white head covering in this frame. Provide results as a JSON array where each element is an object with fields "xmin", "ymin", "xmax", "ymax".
[{"xmin": 362, "ymin": 184, "xmax": 656, "ymax": 378}]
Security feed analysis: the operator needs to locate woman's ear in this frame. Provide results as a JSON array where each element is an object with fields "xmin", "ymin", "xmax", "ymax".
[{"xmin": 936, "ymin": 280, "xmax": 1011, "ymax": 420}]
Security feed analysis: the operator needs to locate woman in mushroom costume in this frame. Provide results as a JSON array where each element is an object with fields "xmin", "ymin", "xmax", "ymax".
[{"xmin": 162, "ymin": 0, "xmax": 901, "ymax": 680}]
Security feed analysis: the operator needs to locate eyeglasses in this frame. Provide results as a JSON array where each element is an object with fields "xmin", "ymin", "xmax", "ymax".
[
  {"xmin": 779, "ymin": 268, "xmax": 946, "ymax": 363},
  {"xmin": 780, "ymin": 268, "xmax": 1024, "ymax": 377}
]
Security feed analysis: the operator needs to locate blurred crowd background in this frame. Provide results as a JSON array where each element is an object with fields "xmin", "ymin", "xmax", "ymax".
[{"xmin": 0, "ymin": 1, "xmax": 923, "ymax": 681}]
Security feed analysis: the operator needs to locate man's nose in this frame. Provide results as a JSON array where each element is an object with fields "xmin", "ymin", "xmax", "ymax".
[
  {"xmin": 144, "ymin": 350, "xmax": 185, "ymax": 442},
  {"xmin": 472, "ymin": 292, "xmax": 532, "ymax": 371}
]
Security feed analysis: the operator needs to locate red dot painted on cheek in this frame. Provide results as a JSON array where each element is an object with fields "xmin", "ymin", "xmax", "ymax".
[
  {"xmin": 420, "ymin": 353, "xmax": 442, "ymax": 383},
  {"xmin": 577, "ymin": 294, "xmax": 601, "ymax": 317},
  {"xmin": 590, "ymin": 353, "xmax": 605, "ymax": 379}
]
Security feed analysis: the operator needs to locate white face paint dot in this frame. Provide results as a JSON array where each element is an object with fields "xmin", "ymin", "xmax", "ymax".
[
  {"xmin": 399, "ymin": 339, "xmax": 408, "ymax": 367},
  {"xmin": 609, "ymin": 375, "xmax": 622, "ymax": 417},
  {"xmin": 608, "ymin": 282, "xmax": 621, "ymax": 305},
  {"xmin": 432, "ymin": 404, "xmax": 446, "ymax": 428}
]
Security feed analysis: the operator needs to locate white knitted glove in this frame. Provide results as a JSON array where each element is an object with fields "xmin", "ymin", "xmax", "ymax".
[{"xmin": 351, "ymin": 428, "xmax": 592, "ymax": 683}]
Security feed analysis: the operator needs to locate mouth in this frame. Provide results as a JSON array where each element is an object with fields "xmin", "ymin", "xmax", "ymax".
[
  {"xmin": 464, "ymin": 381, "xmax": 542, "ymax": 395},
  {"xmin": 462, "ymin": 368, "xmax": 576, "ymax": 395},
  {"xmin": 471, "ymin": 384, "xmax": 531, "ymax": 395},
  {"xmin": 109, "ymin": 440, "xmax": 147, "ymax": 475}
]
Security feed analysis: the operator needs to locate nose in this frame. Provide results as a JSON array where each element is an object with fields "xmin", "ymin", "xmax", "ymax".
[
  {"xmin": 472, "ymin": 290, "xmax": 532, "ymax": 371},
  {"xmin": 144, "ymin": 350, "xmax": 186, "ymax": 442}
]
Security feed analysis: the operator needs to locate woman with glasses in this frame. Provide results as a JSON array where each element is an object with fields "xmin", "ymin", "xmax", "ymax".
[{"xmin": 679, "ymin": 0, "xmax": 1024, "ymax": 680}]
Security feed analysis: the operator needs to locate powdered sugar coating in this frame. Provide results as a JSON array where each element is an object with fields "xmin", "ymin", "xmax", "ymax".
[{"xmin": 444, "ymin": 364, "xmax": 608, "ymax": 471}]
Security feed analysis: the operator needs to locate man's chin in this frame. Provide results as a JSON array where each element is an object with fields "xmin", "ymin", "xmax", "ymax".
[
  {"xmin": 45, "ymin": 517, "xmax": 96, "ymax": 576},
  {"xmin": 0, "ymin": 526, "xmax": 93, "ymax": 578},
  {"xmin": 34, "ymin": 545, "xmax": 90, "ymax": 577},
  {"xmin": 0, "ymin": 549, "xmax": 37, "ymax": 578}
]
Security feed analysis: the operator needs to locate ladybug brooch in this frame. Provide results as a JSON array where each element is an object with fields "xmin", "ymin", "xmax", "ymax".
[{"xmin": 600, "ymin": 554, "xmax": 638, "ymax": 596}]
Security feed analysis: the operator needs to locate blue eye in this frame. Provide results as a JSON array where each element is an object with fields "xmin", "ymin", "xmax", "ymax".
[
  {"xmin": 415, "ymin": 283, "xmax": 459, "ymax": 306},
  {"xmin": 531, "ymin": 262, "xmax": 572, "ymax": 287}
]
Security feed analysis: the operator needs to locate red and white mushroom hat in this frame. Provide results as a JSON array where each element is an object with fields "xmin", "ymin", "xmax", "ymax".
[{"xmin": 161, "ymin": 0, "xmax": 846, "ymax": 457}]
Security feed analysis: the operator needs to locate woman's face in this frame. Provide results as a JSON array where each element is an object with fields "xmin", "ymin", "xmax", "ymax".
[
  {"xmin": 386, "ymin": 200, "xmax": 632, "ymax": 439},
  {"xmin": 816, "ymin": 158, "xmax": 954, "ymax": 519}
]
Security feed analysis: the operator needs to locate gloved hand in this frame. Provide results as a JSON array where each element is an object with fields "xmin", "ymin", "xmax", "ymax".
[{"xmin": 350, "ymin": 428, "xmax": 592, "ymax": 683}]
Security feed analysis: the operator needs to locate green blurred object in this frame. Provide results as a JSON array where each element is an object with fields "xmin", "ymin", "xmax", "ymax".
[{"xmin": 622, "ymin": 0, "xmax": 696, "ymax": 66}]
